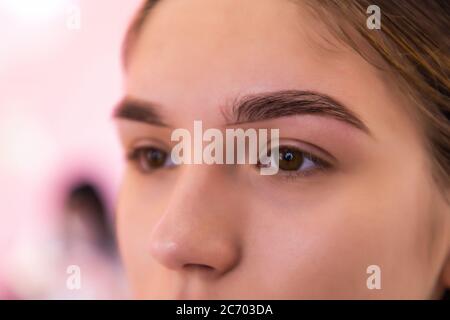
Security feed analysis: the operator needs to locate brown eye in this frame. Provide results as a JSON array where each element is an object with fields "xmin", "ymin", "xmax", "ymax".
[
  {"xmin": 131, "ymin": 147, "xmax": 172, "ymax": 172},
  {"xmin": 278, "ymin": 147, "xmax": 305, "ymax": 171}
]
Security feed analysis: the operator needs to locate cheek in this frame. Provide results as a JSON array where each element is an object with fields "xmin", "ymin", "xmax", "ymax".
[
  {"xmin": 116, "ymin": 172, "xmax": 170, "ymax": 296},
  {"xmin": 243, "ymin": 183, "xmax": 431, "ymax": 298},
  {"xmin": 243, "ymin": 202, "xmax": 379, "ymax": 298}
]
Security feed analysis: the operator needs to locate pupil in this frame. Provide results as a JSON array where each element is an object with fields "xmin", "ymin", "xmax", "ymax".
[{"xmin": 284, "ymin": 151, "xmax": 294, "ymax": 161}]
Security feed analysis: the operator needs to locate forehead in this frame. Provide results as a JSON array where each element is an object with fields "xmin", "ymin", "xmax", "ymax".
[{"xmin": 124, "ymin": 0, "xmax": 395, "ymax": 128}]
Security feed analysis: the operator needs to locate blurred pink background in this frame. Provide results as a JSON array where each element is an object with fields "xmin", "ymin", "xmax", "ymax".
[{"xmin": 0, "ymin": 0, "xmax": 142, "ymax": 299}]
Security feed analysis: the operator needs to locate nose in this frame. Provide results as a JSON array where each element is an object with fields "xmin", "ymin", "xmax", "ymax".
[{"xmin": 149, "ymin": 167, "xmax": 242, "ymax": 277}]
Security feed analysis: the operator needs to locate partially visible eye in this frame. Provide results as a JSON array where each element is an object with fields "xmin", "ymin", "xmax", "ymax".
[
  {"xmin": 128, "ymin": 146, "xmax": 175, "ymax": 173},
  {"xmin": 258, "ymin": 145, "xmax": 331, "ymax": 177}
]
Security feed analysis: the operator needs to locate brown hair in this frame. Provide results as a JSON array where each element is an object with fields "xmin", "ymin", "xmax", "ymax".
[{"xmin": 122, "ymin": 0, "xmax": 450, "ymax": 188}]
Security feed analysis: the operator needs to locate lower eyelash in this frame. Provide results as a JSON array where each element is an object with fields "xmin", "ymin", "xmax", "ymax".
[{"xmin": 278, "ymin": 165, "xmax": 327, "ymax": 180}]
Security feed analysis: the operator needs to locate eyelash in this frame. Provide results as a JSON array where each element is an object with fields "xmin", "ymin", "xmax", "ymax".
[{"xmin": 126, "ymin": 144, "xmax": 332, "ymax": 177}]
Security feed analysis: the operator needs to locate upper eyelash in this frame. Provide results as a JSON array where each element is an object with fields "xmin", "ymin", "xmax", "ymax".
[
  {"xmin": 126, "ymin": 145, "xmax": 166, "ymax": 158},
  {"xmin": 125, "ymin": 146, "xmax": 162, "ymax": 165}
]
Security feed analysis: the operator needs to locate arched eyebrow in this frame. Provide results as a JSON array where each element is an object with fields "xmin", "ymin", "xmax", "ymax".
[
  {"xmin": 113, "ymin": 90, "xmax": 370, "ymax": 135},
  {"xmin": 225, "ymin": 90, "xmax": 370, "ymax": 134}
]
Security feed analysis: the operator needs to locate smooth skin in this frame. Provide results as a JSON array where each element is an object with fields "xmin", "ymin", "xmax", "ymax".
[{"xmin": 115, "ymin": 0, "xmax": 450, "ymax": 299}]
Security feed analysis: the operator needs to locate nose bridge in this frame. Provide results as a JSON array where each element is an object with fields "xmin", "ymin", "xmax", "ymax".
[{"xmin": 149, "ymin": 165, "xmax": 242, "ymax": 275}]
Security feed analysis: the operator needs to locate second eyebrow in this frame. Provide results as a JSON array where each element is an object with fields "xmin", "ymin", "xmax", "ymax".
[{"xmin": 114, "ymin": 98, "xmax": 168, "ymax": 127}]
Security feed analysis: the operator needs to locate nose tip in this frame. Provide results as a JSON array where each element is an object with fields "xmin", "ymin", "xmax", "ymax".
[
  {"xmin": 150, "ymin": 235, "xmax": 240, "ymax": 276},
  {"xmin": 150, "ymin": 241, "xmax": 183, "ymax": 270}
]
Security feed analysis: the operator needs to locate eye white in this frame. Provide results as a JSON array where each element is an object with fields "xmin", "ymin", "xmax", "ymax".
[{"xmin": 297, "ymin": 156, "xmax": 316, "ymax": 171}]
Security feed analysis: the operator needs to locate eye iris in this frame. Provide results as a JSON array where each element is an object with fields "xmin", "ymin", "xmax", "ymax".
[
  {"xmin": 140, "ymin": 148, "xmax": 167, "ymax": 170},
  {"xmin": 279, "ymin": 147, "xmax": 304, "ymax": 171}
]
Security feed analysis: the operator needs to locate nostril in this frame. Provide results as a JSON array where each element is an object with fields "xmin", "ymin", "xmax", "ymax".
[{"xmin": 183, "ymin": 263, "xmax": 215, "ymax": 272}]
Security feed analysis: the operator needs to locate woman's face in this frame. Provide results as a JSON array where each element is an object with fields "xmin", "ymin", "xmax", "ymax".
[{"xmin": 115, "ymin": 0, "xmax": 450, "ymax": 299}]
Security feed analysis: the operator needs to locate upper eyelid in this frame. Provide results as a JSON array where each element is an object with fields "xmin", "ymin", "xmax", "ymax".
[{"xmin": 127, "ymin": 138, "xmax": 172, "ymax": 152}]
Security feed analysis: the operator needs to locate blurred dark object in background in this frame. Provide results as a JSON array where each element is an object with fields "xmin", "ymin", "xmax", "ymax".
[{"xmin": 64, "ymin": 182, "xmax": 117, "ymax": 258}]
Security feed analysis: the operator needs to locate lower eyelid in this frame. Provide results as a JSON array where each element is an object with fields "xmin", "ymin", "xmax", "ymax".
[{"xmin": 275, "ymin": 166, "xmax": 330, "ymax": 182}]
